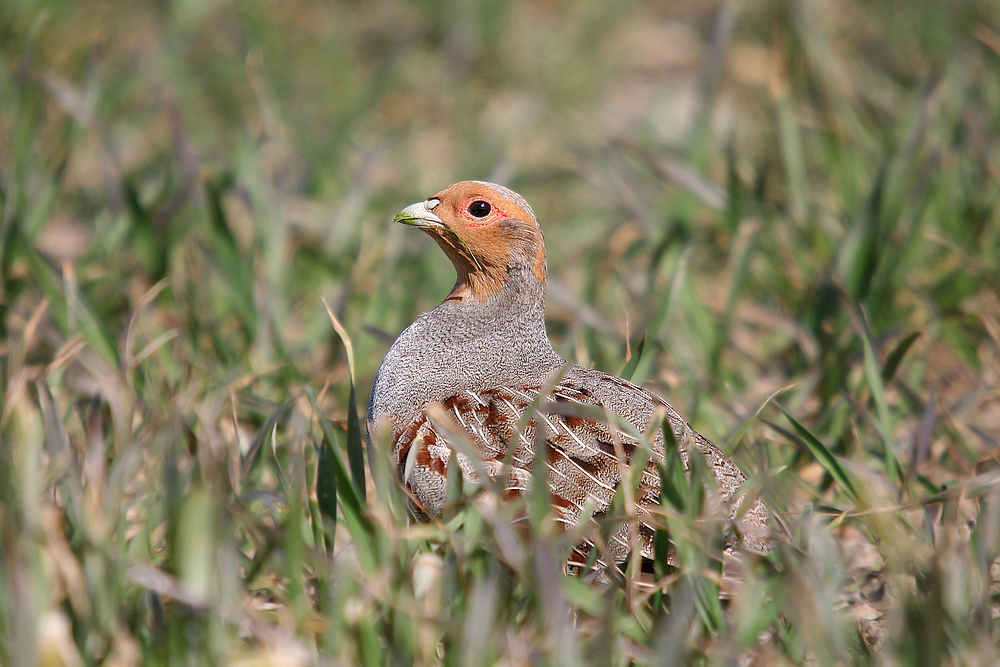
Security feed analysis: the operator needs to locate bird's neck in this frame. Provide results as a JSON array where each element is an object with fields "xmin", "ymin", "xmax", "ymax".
[
  {"xmin": 417, "ymin": 264, "xmax": 565, "ymax": 377},
  {"xmin": 443, "ymin": 267, "xmax": 507, "ymax": 303},
  {"xmin": 430, "ymin": 229, "xmax": 548, "ymax": 305},
  {"xmin": 433, "ymin": 264, "xmax": 551, "ymax": 345},
  {"xmin": 444, "ymin": 260, "xmax": 546, "ymax": 307}
]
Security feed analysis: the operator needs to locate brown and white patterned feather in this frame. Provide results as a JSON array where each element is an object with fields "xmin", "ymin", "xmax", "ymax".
[{"xmin": 391, "ymin": 369, "xmax": 769, "ymax": 565}]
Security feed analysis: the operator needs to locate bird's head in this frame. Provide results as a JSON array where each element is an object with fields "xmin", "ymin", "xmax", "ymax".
[{"xmin": 394, "ymin": 181, "xmax": 547, "ymax": 302}]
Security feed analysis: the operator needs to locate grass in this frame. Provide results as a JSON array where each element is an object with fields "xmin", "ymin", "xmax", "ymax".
[{"xmin": 2, "ymin": 0, "xmax": 999, "ymax": 664}]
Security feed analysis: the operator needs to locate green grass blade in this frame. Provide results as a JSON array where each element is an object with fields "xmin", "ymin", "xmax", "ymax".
[
  {"xmin": 778, "ymin": 405, "xmax": 860, "ymax": 503},
  {"xmin": 324, "ymin": 299, "xmax": 367, "ymax": 501},
  {"xmin": 619, "ymin": 333, "xmax": 645, "ymax": 381},
  {"xmin": 315, "ymin": 433, "xmax": 338, "ymax": 546},
  {"xmin": 881, "ymin": 331, "xmax": 920, "ymax": 384},
  {"xmin": 316, "ymin": 412, "xmax": 373, "ymax": 540},
  {"xmin": 859, "ymin": 305, "xmax": 902, "ymax": 485}
]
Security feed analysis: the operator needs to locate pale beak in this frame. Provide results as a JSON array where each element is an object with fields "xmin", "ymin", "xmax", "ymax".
[{"xmin": 393, "ymin": 198, "xmax": 444, "ymax": 229}]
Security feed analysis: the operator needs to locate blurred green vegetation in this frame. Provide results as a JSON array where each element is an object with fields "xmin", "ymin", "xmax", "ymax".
[{"xmin": 2, "ymin": 0, "xmax": 999, "ymax": 664}]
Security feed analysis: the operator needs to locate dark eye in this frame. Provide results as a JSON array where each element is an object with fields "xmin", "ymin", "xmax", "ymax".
[{"xmin": 468, "ymin": 200, "xmax": 491, "ymax": 218}]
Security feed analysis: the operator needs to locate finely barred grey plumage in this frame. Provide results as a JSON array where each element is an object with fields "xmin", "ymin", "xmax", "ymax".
[{"xmin": 367, "ymin": 181, "xmax": 771, "ymax": 572}]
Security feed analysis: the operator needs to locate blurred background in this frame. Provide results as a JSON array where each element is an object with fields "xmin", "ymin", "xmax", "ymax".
[
  {"xmin": 2, "ymin": 0, "xmax": 1000, "ymax": 664},
  {"xmin": 4, "ymin": 0, "xmax": 999, "ymax": 410}
]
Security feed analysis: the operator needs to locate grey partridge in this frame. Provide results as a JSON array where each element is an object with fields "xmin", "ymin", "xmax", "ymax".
[{"xmin": 367, "ymin": 181, "xmax": 770, "ymax": 572}]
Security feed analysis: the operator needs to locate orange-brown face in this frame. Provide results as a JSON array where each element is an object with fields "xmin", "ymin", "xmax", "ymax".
[{"xmin": 394, "ymin": 181, "xmax": 547, "ymax": 301}]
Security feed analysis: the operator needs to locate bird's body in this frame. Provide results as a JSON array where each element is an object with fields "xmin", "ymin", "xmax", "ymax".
[{"xmin": 367, "ymin": 181, "xmax": 770, "ymax": 570}]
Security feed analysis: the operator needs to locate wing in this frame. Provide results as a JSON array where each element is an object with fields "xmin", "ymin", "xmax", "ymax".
[{"xmin": 391, "ymin": 368, "xmax": 770, "ymax": 567}]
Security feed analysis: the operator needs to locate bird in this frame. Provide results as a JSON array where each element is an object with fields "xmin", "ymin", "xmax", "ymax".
[{"xmin": 366, "ymin": 180, "xmax": 771, "ymax": 575}]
